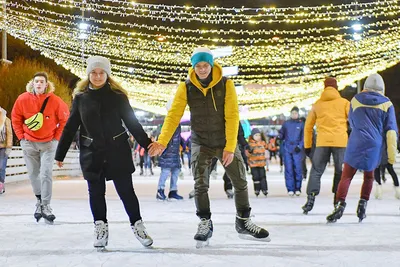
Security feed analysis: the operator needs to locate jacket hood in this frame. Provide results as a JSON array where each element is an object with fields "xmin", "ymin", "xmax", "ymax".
[
  {"xmin": 320, "ymin": 87, "xmax": 341, "ymax": 101},
  {"xmin": 26, "ymin": 79, "xmax": 55, "ymax": 94},
  {"xmin": 355, "ymin": 91, "xmax": 389, "ymax": 106},
  {"xmin": 188, "ymin": 62, "xmax": 223, "ymax": 90}
]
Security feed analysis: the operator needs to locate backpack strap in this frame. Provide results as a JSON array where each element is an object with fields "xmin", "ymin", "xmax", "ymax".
[{"xmin": 39, "ymin": 96, "xmax": 50, "ymax": 113}]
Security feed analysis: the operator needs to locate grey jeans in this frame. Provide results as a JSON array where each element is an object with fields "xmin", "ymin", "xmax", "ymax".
[
  {"xmin": 306, "ymin": 147, "xmax": 346, "ymax": 196},
  {"xmin": 191, "ymin": 144, "xmax": 249, "ymax": 219},
  {"xmin": 21, "ymin": 139, "xmax": 58, "ymax": 204}
]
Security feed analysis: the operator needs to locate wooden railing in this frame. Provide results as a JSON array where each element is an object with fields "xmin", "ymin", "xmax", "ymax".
[{"xmin": 5, "ymin": 146, "xmax": 81, "ymax": 183}]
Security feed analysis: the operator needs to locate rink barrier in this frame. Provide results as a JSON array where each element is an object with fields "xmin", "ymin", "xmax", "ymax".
[{"xmin": 5, "ymin": 146, "xmax": 81, "ymax": 184}]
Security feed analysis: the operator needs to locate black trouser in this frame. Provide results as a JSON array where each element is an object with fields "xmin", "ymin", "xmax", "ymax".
[
  {"xmin": 210, "ymin": 157, "xmax": 233, "ymax": 191},
  {"xmin": 302, "ymin": 154, "xmax": 307, "ymax": 179},
  {"xmin": 192, "ymin": 145, "xmax": 249, "ymax": 219},
  {"xmin": 87, "ymin": 173, "xmax": 141, "ymax": 225},
  {"xmin": 374, "ymin": 164, "xmax": 399, "ymax": 186},
  {"xmin": 251, "ymin": 167, "xmax": 268, "ymax": 192},
  {"xmin": 270, "ymin": 151, "xmax": 277, "ymax": 161}
]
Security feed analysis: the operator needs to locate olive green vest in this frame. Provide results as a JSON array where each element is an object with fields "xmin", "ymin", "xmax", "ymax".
[{"xmin": 186, "ymin": 77, "xmax": 227, "ymax": 148}]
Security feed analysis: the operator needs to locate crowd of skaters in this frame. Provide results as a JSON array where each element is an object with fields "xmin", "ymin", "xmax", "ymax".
[{"xmin": 0, "ymin": 46, "xmax": 398, "ymax": 250}]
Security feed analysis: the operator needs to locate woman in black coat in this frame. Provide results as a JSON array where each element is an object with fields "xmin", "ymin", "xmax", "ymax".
[{"xmin": 55, "ymin": 56, "xmax": 153, "ymax": 249}]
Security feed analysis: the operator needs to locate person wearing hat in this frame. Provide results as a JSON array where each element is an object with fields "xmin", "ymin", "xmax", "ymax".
[
  {"xmin": 302, "ymin": 77, "xmax": 350, "ymax": 214},
  {"xmin": 149, "ymin": 47, "xmax": 270, "ymax": 247},
  {"xmin": 326, "ymin": 73, "xmax": 398, "ymax": 223},
  {"xmin": 278, "ymin": 106, "xmax": 305, "ymax": 196},
  {"xmin": 247, "ymin": 127, "xmax": 269, "ymax": 197},
  {"xmin": 55, "ymin": 56, "xmax": 154, "ymax": 249},
  {"xmin": 11, "ymin": 72, "xmax": 69, "ymax": 223}
]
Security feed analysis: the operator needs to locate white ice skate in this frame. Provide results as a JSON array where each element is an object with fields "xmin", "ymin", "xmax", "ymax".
[
  {"xmin": 41, "ymin": 204, "xmax": 56, "ymax": 224},
  {"xmin": 132, "ymin": 220, "xmax": 153, "ymax": 247},
  {"xmin": 295, "ymin": 191, "xmax": 301, "ymax": 196},
  {"xmin": 94, "ymin": 220, "xmax": 109, "ymax": 251},
  {"xmin": 374, "ymin": 184, "xmax": 382, "ymax": 200},
  {"xmin": 394, "ymin": 186, "xmax": 400, "ymax": 200},
  {"xmin": 288, "ymin": 191, "xmax": 294, "ymax": 197}
]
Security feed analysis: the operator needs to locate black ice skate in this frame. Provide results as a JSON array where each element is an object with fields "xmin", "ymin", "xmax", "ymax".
[
  {"xmin": 326, "ymin": 201, "xmax": 346, "ymax": 223},
  {"xmin": 41, "ymin": 204, "xmax": 56, "ymax": 224},
  {"xmin": 357, "ymin": 199, "xmax": 368, "ymax": 223},
  {"xmin": 302, "ymin": 193, "xmax": 316, "ymax": 215},
  {"xmin": 94, "ymin": 220, "xmax": 109, "ymax": 251},
  {"xmin": 34, "ymin": 199, "xmax": 42, "ymax": 222},
  {"xmin": 225, "ymin": 189, "xmax": 234, "ymax": 199},
  {"xmin": 194, "ymin": 218, "xmax": 213, "ymax": 248},
  {"xmin": 235, "ymin": 210, "xmax": 270, "ymax": 242}
]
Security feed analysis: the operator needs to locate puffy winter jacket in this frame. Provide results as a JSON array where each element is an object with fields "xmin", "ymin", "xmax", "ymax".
[
  {"xmin": 345, "ymin": 91, "xmax": 398, "ymax": 171},
  {"xmin": 158, "ymin": 125, "xmax": 184, "ymax": 169},
  {"xmin": 279, "ymin": 119, "xmax": 304, "ymax": 153},
  {"xmin": 304, "ymin": 87, "xmax": 350, "ymax": 148},
  {"xmin": 11, "ymin": 81, "xmax": 69, "ymax": 142}
]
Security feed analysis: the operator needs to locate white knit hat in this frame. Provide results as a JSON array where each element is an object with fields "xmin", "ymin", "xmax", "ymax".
[
  {"xmin": 364, "ymin": 73, "xmax": 385, "ymax": 93},
  {"xmin": 86, "ymin": 56, "xmax": 111, "ymax": 76}
]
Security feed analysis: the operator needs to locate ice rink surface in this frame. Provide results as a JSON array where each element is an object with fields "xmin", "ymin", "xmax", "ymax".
[{"xmin": 1, "ymin": 163, "xmax": 399, "ymax": 267}]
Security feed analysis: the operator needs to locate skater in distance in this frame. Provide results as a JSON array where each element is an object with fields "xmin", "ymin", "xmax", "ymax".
[{"xmin": 11, "ymin": 72, "xmax": 69, "ymax": 224}]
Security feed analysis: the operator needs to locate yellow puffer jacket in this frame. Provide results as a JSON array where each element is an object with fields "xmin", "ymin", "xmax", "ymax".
[
  {"xmin": 157, "ymin": 63, "xmax": 239, "ymax": 153},
  {"xmin": 304, "ymin": 87, "xmax": 350, "ymax": 148}
]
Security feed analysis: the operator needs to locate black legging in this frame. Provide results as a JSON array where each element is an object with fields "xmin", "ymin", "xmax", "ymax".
[
  {"xmin": 374, "ymin": 164, "xmax": 399, "ymax": 186},
  {"xmin": 87, "ymin": 173, "xmax": 142, "ymax": 225}
]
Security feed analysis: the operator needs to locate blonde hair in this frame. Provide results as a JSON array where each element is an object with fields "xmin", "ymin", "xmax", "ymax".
[{"xmin": 73, "ymin": 76, "xmax": 128, "ymax": 97}]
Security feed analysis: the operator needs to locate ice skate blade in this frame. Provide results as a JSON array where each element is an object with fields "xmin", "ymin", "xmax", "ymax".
[
  {"xmin": 140, "ymin": 239, "xmax": 153, "ymax": 248},
  {"xmin": 195, "ymin": 239, "xmax": 209, "ymax": 249},
  {"xmin": 326, "ymin": 219, "xmax": 337, "ymax": 224},
  {"xmin": 238, "ymin": 234, "xmax": 271, "ymax": 242},
  {"xmin": 44, "ymin": 219, "xmax": 54, "ymax": 225},
  {"xmin": 96, "ymin": 246, "xmax": 107, "ymax": 252}
]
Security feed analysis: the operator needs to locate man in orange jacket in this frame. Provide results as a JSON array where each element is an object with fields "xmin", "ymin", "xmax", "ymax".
[
  {"xmin": 12, "ymin": 72, "xmax": 69, "ymax": 223},
  {"xmin": 302, "ymin": 77, "xmax": 350, "ymax": 214}
]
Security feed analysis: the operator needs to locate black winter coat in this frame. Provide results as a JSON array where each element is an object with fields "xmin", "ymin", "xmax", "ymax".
[{"xmin": 55, "ymin": 84, "xmax": 151, "ymax": 181}]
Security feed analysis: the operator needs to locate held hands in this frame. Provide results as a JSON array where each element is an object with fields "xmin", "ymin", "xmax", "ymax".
[
  {"xmin": 294, "ymin": 146, "xmax": 301, "ymax": 153},
  {"xmin": 148, "ymin": 142, "xmax": 166, "ymax": 157},
  {"xmin": 305, "ymin": 148, "xmax": 312, "ymax": 157},
  {"xmin": 56, "ymin": 161, "xmax": 64, "ymax": 168},
  {"xmin": 222, "ymin": 150, "xmax": 234, "ymax": 167}
]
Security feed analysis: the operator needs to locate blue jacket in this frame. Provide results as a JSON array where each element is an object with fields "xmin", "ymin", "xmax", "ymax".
[
  {"xmin": 345, "ymin": 91, "xmax": 398, "ymax": 171},
  {"xmin": 279, "ymin": 119, "xmax": 304, "ymax": 153},
  {"xmin": 158, "ymin": 125, "xmax": 184, "ymax": 169}
]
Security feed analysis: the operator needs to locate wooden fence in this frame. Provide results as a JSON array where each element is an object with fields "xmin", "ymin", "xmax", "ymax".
[{"xmin": 5, "ymin": 146, "xmax": 81, "ymax": 183}]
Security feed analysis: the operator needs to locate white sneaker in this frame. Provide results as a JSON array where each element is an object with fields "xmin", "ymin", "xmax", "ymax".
[
  {"xmin": 374, "ymin": 184, "xmax": 383, "ymax": 200},
  {"xmin": 394, "ymin": 186, "xmax": 400, "ymax": 200},
  {"xmin": 0, "ymin": 182, "xmax": 4, "ymax": 194},
  {"xmin": 132, "ymin": 220, "xmax": 153, "ymax": 247},
  {"xmin": 295, "ymin": 191, "xmax": 301, "ymax": 196},
  {"xmin": 94, "ymin": 220, "xmax": 109, "ymax": 247},
  {"xmin": 288, "ymin": 191, "xmax": 294, "ymax": 197}
]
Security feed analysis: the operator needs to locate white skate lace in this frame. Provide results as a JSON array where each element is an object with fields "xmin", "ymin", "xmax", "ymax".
[
  {"xmin": 42, "ymin": 204, "xmax": 53, "ymax": 216},
  {"xmin": 197, "ymin": 219, "xmax": 211, "ymax": 235},
  {"xmin": 35, "ymin": 201, "xmax": 42, "ymax": 213},
  {"xmin": 244, "ymin": 218, "xmax": 262, "ymax": 234},
  {"xmin": 134, "ymin": 222, "xmax": 149, "ymax": 239},
  {"xmin": 95, "ymin": 223, "xmax": 108, "ymax": 240}
]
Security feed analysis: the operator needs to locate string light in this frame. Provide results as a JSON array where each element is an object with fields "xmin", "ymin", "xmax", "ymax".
[{"xmin": 2, "ymin": 0, "xmax": 400, "ymax": 118}]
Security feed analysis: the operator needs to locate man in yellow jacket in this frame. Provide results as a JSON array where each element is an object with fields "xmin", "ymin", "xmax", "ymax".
[
  {"xmin": 149, "ymin": 47, "xmax": 270, "ymax": 247},
  {"xmin": 302, "ymin": 77, "xmax": 350, "ymax": 214}
]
